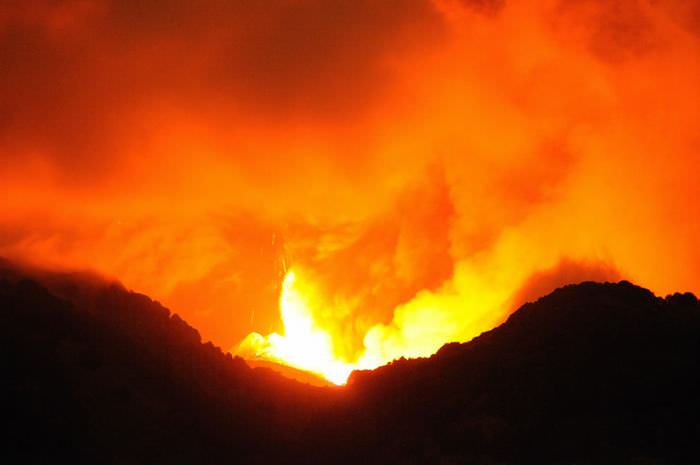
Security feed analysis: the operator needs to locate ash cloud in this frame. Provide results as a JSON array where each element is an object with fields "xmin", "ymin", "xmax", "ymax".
[{"xmin": 0, "ymin": 0, "xmax": 699, "ymax": 356}]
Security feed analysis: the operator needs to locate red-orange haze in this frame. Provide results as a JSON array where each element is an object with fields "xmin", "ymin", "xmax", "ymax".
[{"xmin": 1, "ymin": 0, "xmax": 699, "ymax": 382}]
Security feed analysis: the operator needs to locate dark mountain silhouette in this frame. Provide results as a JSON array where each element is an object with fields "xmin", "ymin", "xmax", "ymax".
[{"xmin": 2, "ymin": 260, "xmax": 699, "ymax": 464}]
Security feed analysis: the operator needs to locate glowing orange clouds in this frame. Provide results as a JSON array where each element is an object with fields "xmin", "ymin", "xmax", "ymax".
[{"xmin": 1, "ymin": 0, "xmax": 699, "ymax": 382}]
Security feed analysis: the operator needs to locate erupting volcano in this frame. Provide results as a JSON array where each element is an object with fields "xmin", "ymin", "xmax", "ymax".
[
  {"xmin": 238, "ymin": 263, "xmax": 518, "ymax": 384},
  {"xmin": 239, "ymin": 269, "xmax": 358, "ymax": 384},
  {"xmin": 2, "ymin": 0, "xmax": 700, "ymax": 462}
]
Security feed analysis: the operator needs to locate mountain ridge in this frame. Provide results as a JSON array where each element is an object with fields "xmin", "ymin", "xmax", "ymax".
[{"xmin": 2, "ymin": 260, "xmax": 699, "ymax": 464}]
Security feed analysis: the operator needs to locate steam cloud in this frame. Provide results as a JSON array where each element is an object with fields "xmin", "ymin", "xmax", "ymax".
[{"xmin": 1, "ymin": 0, "xmax": 699, "ymax": 361}]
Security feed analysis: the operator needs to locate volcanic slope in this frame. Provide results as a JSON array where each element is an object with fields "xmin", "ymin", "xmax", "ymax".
[{"xmin": 2, "ymin": 262, "xmax": 699, "ymax": 464}]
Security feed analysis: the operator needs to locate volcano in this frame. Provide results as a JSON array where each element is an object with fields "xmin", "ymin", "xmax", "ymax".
[
  {"xmin": 3, "ymin": 1, "xmax": 700, "ymax": 463},
  {"xmin": 3, "ymin": 262, "xmax": 699, "ymax": 465}
]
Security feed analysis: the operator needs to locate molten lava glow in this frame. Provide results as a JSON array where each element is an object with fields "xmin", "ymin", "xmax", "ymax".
[
  {"xmin": 239, "ymin": 270, "xmax": 356, "ymax": 384},
  {"xmin": 239, "ymin": 263, "xmax": 513, "ymax": 384}
]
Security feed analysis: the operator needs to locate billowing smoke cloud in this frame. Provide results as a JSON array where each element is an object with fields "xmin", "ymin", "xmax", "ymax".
[{"xmin": 1, "ymin": 0, "xmax": 699, "ymax": 363}]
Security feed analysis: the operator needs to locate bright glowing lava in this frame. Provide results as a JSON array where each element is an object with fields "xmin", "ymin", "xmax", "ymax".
[
  {"xmin": 238, "ymin": 270, "xmax": 360, "ymax": 385},
  {"xmin": 237, "ymin": 264, "xmax": 511, "ymax": 385}
]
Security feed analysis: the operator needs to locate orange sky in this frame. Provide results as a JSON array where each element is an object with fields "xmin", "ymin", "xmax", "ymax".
[{"xmin": 1, "ymin": 0, "xmax": 699, "ymax": 368}]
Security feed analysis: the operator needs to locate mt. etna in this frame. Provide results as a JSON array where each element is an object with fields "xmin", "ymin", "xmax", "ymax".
[{"xmin": 3, "ymin": 261, "xmax": 698, "ymax": 465}]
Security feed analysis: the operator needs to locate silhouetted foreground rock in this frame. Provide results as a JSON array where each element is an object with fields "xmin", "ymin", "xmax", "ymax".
[
  {"xmin": 2, "ymin": 262, "xmax": 699, "ymax": 464},
  {"xmin": 0, "ymin": 264, "xmax": 338, "ymax": 465},
  {"xmin": 346, "ymin": 282, "xmax": 700, "ymax": 464}
]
